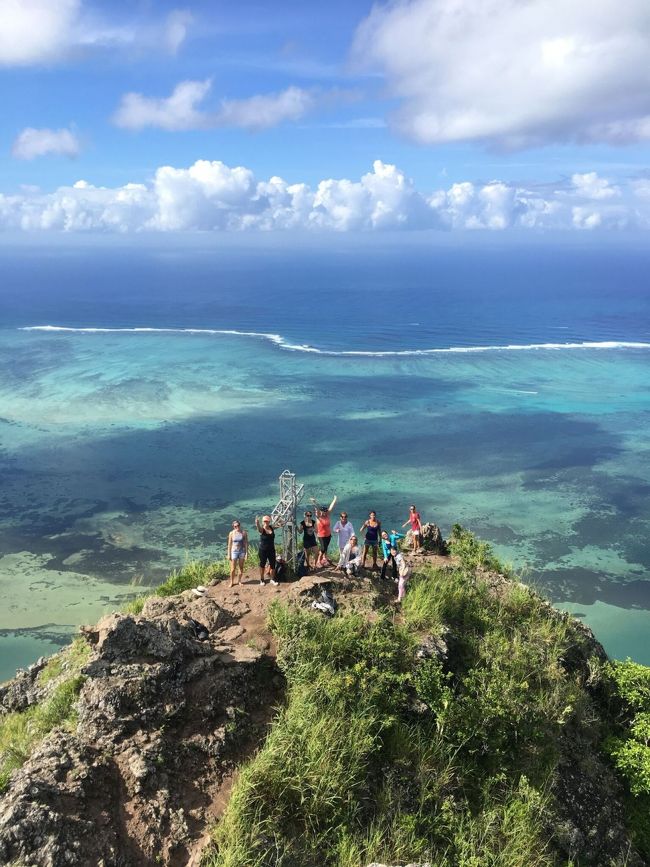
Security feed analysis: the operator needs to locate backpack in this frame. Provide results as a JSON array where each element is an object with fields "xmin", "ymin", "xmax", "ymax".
[
  {"xmin": 187, "ymin": 617, "xmax": 209, "ymax": 641},
  {"xmin": 274, "ymin": 559, "xmax": 288, "ymax": 582},
  {"xmin": 296, "ymin": 549, "xmax": 308, "ymax": 578}
]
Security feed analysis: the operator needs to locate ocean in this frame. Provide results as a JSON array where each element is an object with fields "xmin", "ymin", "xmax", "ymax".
[{"xmin": 1, "ymin": 237, "xmax": 649, "ymax": 680}]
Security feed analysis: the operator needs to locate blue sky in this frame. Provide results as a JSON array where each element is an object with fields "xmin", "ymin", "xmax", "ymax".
[{"xmin": 1, "ymin": 0, "xmax": 650, "ymax": 233}]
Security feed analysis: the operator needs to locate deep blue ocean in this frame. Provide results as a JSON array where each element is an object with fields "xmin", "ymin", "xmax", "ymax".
[{"xmin": 1, "ymin": 239, "xmax": 649, "ymax": 679}]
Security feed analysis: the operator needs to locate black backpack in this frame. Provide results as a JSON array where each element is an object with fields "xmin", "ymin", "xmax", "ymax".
[
  {"xmin": 187, "ymin": 617, "xmax": 209, "ymax": 641},
  {"xmin": 296, "ymin": 550, "xmax": 307, "ymax": 578}
]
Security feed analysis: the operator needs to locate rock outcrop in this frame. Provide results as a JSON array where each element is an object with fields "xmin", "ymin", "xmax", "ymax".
[{"xmin": 0, "ymin": 590, "xmax": 282, "ymax": 867}]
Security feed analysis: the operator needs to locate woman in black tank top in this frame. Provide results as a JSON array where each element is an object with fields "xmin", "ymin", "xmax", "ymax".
[{"xmin": 255, "ymin": 514, "xmax": 278, "ymax": 586}]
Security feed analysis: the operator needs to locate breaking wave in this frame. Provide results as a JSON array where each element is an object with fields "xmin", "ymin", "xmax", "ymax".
[{"xmin": 19, "ymin": 326, "xmax": 650, "ymax": 357}]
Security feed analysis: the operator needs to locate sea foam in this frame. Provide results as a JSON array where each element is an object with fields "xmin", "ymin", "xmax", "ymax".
[{"xmin": 18, "ymin": 326, "xmax": 650, "ymax": 357}]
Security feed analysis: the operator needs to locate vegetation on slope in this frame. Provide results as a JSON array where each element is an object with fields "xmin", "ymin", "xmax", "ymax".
[
  {"xmin": 0, "ymin": 637, "xmax": 90, "ymax": 792},
  {"xmin": 205, "ymin": 528, "xmax": 612, "ymax": 867}
]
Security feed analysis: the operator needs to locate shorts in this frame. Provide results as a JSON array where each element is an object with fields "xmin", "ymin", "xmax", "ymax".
[
  {"xmin": 412, "ymin": 529, "xmax": 421, "ymax": 536},
  {"xmin": 318, "ymin": 535, "xmax": 331, "ymax": 553},
  {"xmin": 231, "ymin": 550, "xmax": 246, "ymax": 561},
  {"xmin": 303, "ymin": 539, "xmax": 318, "ymax": 551},
  {"xmin": 364, "ymin": 540, "xmax": 378, "ymax": 549},
  {"xmin": 259, "ymin": 549, "xmax": 276, "ymax": 570}
]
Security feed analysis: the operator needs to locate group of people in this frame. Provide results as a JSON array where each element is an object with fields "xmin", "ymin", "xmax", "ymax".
[{"xmin": 226, "ymin": 498, "xmax": 424, "ymax": 602}]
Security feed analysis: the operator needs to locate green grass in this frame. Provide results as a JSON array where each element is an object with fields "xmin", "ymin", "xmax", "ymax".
[
  {"xmin": 0, "ymin": 674, "xmax": 86, "ymax": 793},
  {"xmin": 122, "ymin": 557, "xmax": 231, "ymax": 614},
  {"xmin": 36, "ymin": 636, "xmax": 91, "ymax": 686},
  {"xmin": 203, "ymin": 551, "xmax": 587, "ymax": 867}
]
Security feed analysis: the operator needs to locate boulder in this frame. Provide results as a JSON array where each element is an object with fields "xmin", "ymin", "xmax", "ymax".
[{"xmin": 405, "ymin": 522, "xmax": 447, "ymax": 554}]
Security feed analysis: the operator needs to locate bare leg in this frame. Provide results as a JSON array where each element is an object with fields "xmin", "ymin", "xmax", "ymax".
[
  {"xmin": 362, "ymin": 544, "xmax": 369, "ymax": 567},
  {"xmin": 229, "ymin": 560, "xmax": 236, "ymax": 587}
]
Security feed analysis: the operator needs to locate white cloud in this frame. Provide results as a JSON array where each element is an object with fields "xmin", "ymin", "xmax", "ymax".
[
  {"xmin": 571, "ymin": 172, "xmax": 620, "ymax": 200},
  {"xmin": 113, "ymin": 80, "xmax": 213, "ymax": 131},
  {"xmin": 0, "ymin": 0, "xmax": 191, "ymax": 65},
  {"xmin": 113, "ymin": 80, "xmax": 315, "ymax": 132},
  {"xmin": 165, "ymin": 9, "xmax": 192, "ymax": 55},
  {"xmin": 12, "ymin": 127, "xmax": 81, "ymax": 160},
  {"xmin": 217, "ymin": 86, "xmax": 314, "ymax": 132},
  {"xmin": 0, "ymin": 158, "xmax": 648, "ymax": 233},
  {"xmin": 0, "ymin": 0, "xmax": 80, "ymax": 65},
  {"xmin": 353, "ymin": 0, "xmax": 650, "ymax": 149}
]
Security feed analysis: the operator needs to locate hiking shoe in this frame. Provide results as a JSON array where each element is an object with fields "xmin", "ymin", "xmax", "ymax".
[
  {"xmin": 270, "ymin": 579, "xmax": 279, "ymax": 586},
  {"xmin": 259, "ymin": 579, "xmax": 266, "ymax": 586}
]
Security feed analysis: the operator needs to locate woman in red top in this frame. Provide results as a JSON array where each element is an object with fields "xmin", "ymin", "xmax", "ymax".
[
  {"xmin": 402, "ymin": 504, "xmax": 422, "ymax": 553},
  {"xmin": 311, "ymin": 495, "xmax": 337, "ymax": 567}
]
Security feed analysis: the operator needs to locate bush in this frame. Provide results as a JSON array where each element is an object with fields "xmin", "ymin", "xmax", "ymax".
[{"xmin": 605, "ymin": 660, "xmax": 650, "ymax": 798}]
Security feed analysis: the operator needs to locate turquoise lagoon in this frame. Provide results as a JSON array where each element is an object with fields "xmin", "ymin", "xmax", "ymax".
[{"xmin": 0, "ymin": 242, "xmax": 649, "ymax": 678}]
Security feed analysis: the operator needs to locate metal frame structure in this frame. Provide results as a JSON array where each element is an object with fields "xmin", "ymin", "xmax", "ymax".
[{"xmin": 271, "ymin": 470, "xmax": 305, "ymax": 568}]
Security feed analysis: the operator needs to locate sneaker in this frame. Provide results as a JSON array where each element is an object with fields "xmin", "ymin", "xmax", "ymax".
[
  {"xmin": 259, "ymin": 579, "xmax": 266, "ymax": 586},
  {"xmin": 270, "ymin": 579, "xmax": 279, "ymax": 586}
]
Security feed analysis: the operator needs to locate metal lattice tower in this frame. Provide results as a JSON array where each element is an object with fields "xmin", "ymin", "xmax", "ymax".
[{"xmin": 271, "ymin": 470, "xmax": 304, "ymax": 568}]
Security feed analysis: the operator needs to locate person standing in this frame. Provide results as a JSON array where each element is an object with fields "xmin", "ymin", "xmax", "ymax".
[
  {"xmin": 333, "ymin": 511, "xmax": 355, "ymax": 553},
  {"xmin": 312, "ymin": 495, "xmax": 337, "ymax": 567},
  {"xmin": 360, "ymin": 511, "xmax": 382, "ymax": 570},
  {"xmin": 227, "ymin": 520, "xmax": 248, "ymax": 587},
  {"xmin": 402, "ymin": 504, "xmax": 423, "ymax": 553},
  {"xmin": 255, "ymin": 515, "xmax": 279, "ymax": 586},
  {"xmin": 397, "ymin": 557, "xmax": 412, "ymax": 603},
  {"xmin": 299, "ymin": 509, "xmax": 318, "ymax": 572},
  {"xmin": 380, "ymin": 530, "xmax": 405, "ymax": 581}
]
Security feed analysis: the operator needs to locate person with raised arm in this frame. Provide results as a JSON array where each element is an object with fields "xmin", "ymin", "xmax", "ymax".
[
  {"xmin": 402, "ymin": 504, "xmax": 423, "ymax": 553},
  {"xmin": 311, "ymin": 494, "xmax": 337, "ymax": 567},
  {"xmin": 255, "ymin": 514, "xmax": 280, "ymax": 586},
  {"xmin": 227, "ymin": 519, "xmax": 248, "ymax": 587}
]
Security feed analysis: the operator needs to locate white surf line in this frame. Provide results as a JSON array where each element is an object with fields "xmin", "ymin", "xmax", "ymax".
[{"xmin": 18, "ymin": 327, "xmax": 650, "ymax": 357}]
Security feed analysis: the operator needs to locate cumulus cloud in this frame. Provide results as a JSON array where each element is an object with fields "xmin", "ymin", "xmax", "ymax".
[
  {"xmin": 113, "ymin": 80, "xmax": 315, "ymax": 132},
  {"xmin": 113, "ymin": 80, "xmax": 213, "ymax": 131},
  {"xmin": 0, "ymin": 0, "xmax": 191, "ymax": 65},
  {"xmin": 571, "ymin": 172, "xmax": 620, "ymax": 200},
  {"xmin": 353, "ymin": 0, "xmax": 650, "ymax": 149},
  {"xmin": 12, "ymin": 127, "xmax": 81, "ymax": 160},
  {"xmin": 0, "ymin": 159, "xmax": 648, "ymax": 233},
  {"xmin": 0, "ymin": 0, "xmax": 80, "ymax": 65}
]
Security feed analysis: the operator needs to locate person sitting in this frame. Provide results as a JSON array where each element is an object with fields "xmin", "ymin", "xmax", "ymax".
[{"xmin": 338, "ymin": 534, "xmax": 362, "ymax": 576}]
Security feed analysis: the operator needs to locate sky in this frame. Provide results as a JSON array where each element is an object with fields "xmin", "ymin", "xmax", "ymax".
[{"xmin": 1, "ymin": 0, "xmax": 650, "ymax": 234}]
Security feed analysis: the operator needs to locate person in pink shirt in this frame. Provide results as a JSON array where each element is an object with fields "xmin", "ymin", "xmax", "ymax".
[{"xmin": 402, "ymin": 504, "xmax": 422, "ymax": 553}]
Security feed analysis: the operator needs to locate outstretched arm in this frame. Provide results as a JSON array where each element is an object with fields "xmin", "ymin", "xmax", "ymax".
[
  {"xmin": 255, "ymin": 516, "xmax": 262, "ymax": 532},
  {"xmin": 328, "ymin": 495, "xmax": 337, "ymax": 513}
]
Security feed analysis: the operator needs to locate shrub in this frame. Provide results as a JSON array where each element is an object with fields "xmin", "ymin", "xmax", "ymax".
[{"xmin": 605, "ymin": 659, "xmax": 650, "ymax": 799}]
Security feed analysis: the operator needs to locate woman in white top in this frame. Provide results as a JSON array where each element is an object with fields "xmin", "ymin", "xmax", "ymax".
[
  {"xmin": 338, "ymin": 535, "xmax": 362, "ymax": 576},
  {"xmin": 333, "ymin": 511, "xmax": 355, "ymax": 552},
  {"xmin": 227, "ymin": 520, "xmax": 248, "ymax": 587}
]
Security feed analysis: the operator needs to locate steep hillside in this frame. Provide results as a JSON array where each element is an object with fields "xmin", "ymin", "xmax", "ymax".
[{"xmin": 1, "ymin": 528, "xmax": 648, "ymax": 867}]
